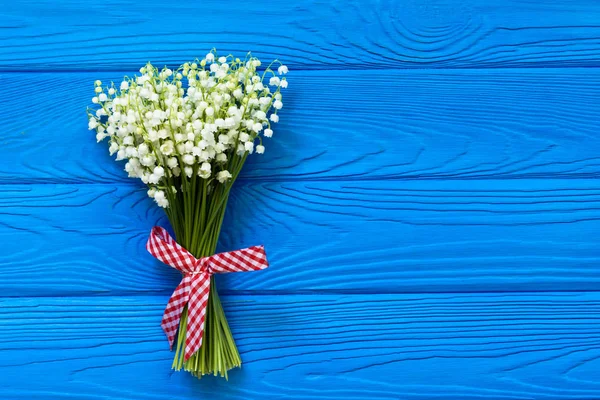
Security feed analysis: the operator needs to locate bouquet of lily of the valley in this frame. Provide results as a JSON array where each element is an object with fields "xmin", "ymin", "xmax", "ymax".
[{"xmin": 87, "ymin": 50, "xmax": 288, "ymax": 378}]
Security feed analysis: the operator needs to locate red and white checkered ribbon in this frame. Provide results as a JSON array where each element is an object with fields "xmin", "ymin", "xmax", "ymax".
[{"xmin": 146, "ymin": 226, "xmax": 268, "ymax": 361}]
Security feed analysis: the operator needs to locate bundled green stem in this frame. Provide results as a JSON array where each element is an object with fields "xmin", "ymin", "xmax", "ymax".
[
  {"xmin": 171, "ymin": 279, "xmax": 240, "ymax": 378},
  {"xmin": 162, "ymin": 154, "xmax": 248, "ymax": 379}
]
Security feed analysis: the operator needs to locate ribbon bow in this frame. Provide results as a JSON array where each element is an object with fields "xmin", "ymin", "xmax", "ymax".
[{"xmin": 146, "ymin": 226, "xmax": 268, "ymax": 360}]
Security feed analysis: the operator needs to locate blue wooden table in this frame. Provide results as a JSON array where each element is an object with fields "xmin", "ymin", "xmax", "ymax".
[{"xmin": 1, "ymin": 1, "xmax": 599, "ymax": 398}]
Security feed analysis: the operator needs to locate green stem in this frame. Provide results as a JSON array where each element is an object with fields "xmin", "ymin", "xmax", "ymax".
[{"xmin": 167, "ymin": 179, "xmax": 242, "ymax": 379}]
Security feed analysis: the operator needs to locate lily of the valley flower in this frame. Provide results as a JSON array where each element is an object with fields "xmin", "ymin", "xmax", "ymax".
[{"xmin": 87, "ymin": 51, "xmax": 287, "ymax": 209}]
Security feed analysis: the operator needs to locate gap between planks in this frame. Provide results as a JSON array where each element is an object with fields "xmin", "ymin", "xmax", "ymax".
[
  {"xmin": 2, "ymin": 174, "xmax": 600, "ymax": 186},
  {"xmin": 6, "ymin": 289, "xmax": 600, "ymax": 299},
  {"xmin": 4, "ymin": 65, "xmax": 600, "ymax": 74}
]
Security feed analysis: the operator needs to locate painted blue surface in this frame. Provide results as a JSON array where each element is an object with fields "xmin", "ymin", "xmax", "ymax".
[{"xmin": 1, "ymin": 1, "xmax": 599, "ymax": 398}]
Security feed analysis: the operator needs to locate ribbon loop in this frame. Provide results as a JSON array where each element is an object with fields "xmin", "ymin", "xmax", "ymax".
[
  {"xmin": 147, "ymin": 227, "xmax": 198, "ymax": 274},
  {"xmin": 146, "ymin": 226, "xmax": 269, "ymax": 361}
]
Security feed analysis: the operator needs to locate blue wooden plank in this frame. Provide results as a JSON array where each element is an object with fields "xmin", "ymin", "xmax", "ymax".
[
  {"xmin": 2, "ymin": 0, "xmax": 600, "ymax": 70},
  {"xmin": 1, "ymin": 180, "xmax": 598, "ymax": 296},
  {"xmin": 1, "ymin": 293, "xmax": 599, "ymax": 399},
  {"xmin": 2, "ymin": 69, "xmax": 600, "ymax": 184}
]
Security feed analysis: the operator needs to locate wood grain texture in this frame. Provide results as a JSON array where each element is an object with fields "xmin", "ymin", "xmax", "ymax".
[
  {"xmin": 2, "ymin": 1, "xmax": 599, "ymax": 396},
  {"xmin": 2, "ymin": 69, "xmax": 600, "ymax": 183},
  {"xmin": 2, "ymin": 180, "xmax": 598, "ymax": 296},
  {"xmin": 2, "ymin": 0, "xmax": 600, "ymax": 70},
  {"xmin": 1, "ymin": 293, "xmax": 600, "ymax": 399}
]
